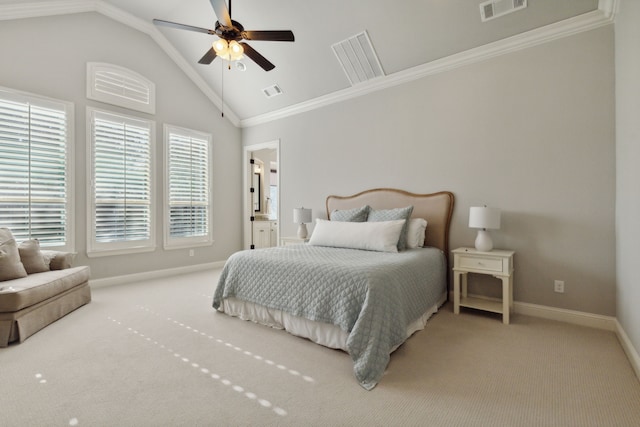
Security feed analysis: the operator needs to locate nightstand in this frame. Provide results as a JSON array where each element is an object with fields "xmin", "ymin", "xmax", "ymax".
[
  {"xmin": 280, "ymin": 236, "xmax": 309, "ymax": 246},
  {"xmin": 452, "ymin": 247, "xmax": 515, "ymax": 324}
]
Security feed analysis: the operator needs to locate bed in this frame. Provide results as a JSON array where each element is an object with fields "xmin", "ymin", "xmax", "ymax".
[{"xmin": 213, "ymin": 188, "xmax": 454, "ymax": 389}]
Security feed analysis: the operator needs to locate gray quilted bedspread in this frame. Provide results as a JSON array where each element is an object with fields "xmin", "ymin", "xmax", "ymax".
[{"xmin": 212, "ymin": 245, "xmax": 446, "ymax": 390}]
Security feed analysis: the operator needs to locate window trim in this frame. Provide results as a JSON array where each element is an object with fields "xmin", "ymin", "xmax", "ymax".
[
  {"xmin": 0, "ymin": 86, "xmax": 75, "ymax": 252},
  {"xmin": 163, "ymin": 124, "xmax": 213, "ymax": 250},
  {"xmin": 86, "ymin": 106, "xmax": 156, "ymax": 257}
]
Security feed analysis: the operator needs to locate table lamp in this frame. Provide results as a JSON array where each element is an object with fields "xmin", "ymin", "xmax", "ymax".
[
  {"xmin": 293, "ymin": 207, "xmax": 312, "ymax": 239},
  {"xmin": 469, "ymin": 206, "xmax": 501, "ymax": 252}
]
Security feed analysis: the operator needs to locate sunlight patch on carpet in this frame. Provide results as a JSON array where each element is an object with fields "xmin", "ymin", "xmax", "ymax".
[
  {"xmin": 135, "ymin": 305, "xmax": 316, "ymax": 385},
  {"xmin": 35, "ymin": 373, "xmax": 47, "ymax": 384},
  {"xmin": 107, "ymin": 316, "xmax": 288, "ymax": 418}
]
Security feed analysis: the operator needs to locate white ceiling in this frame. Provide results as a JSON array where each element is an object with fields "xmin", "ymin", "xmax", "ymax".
[{"xmin": 1, "ymin": 0, "xmax": 604, "ymax": 125}]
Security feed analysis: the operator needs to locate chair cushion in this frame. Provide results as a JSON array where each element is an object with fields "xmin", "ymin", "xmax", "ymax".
[{"xmin": 0, "ymin": 266, "xmax": 90, "ymax": 312}]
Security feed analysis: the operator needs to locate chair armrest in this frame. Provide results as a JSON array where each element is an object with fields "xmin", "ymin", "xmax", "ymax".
[{"xmin": 41, "ymin": 250, "xmax": 77, "ymax": 270}]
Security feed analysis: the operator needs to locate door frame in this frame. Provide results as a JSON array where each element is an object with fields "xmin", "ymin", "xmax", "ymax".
[{"xmin": 243, "ymin": 140, "xmax": 280, "ymax": 249}]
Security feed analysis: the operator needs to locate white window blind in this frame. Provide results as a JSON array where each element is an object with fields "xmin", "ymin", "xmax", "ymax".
[
  {"xmin": 164, "ymin": 125, "xmax": 211, "ymax": 249},
  {"xmin": 0, "ymin": 89, "xmax": 73, "ymax": 249},
  {"xmin": 88, "ymin": 108, "xmax": 154, "ymax": 255}
]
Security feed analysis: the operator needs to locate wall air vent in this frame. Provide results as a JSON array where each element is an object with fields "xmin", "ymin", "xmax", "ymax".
[
  {"xmin": 86, "ymin": 62, "xmax": 155, "ymax": 114},
  {"xmin": 331, "ymin": 31, "xmax": 384, "ymax": 86},
  {"xmin": 480, "ymin": 0, "xmax": 527, "ymax": 22},
  {"xmin": 262, "ymin": 84, "xmax": 283, "ymax": 98}
]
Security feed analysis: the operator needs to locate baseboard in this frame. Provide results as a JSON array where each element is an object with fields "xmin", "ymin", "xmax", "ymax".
[
  {"xmin": 89, "ymin": 261, "xmax": 226, "ymax": 288},
  {"xmin": 614, "ymin": 319, "xmax": 640, "ymax": 380},
  {"xmin": 513, "ymin": 301, "xmax": 616, "ymax": 331},
  {"xmin": 447, "ymin": 291, "xmax": 616, "ymax": 330}
]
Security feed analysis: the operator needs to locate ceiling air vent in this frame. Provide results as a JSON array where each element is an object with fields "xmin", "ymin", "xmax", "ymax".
[
  {"xmin": 331, "ymin": 31, "xmax": 384, "ymax": 86},
  {"xmin": 262, "ymin": 84, "xmax": 282, "ymax": 98},
  {"xmin": 480, "ymin": 0, "xmax": 527, "ymax": 22}
]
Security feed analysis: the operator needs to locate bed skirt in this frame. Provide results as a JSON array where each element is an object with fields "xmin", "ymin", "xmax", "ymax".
[{"xmin": 218, "ymin": 290, "xmax": 447, "ymax": 353}]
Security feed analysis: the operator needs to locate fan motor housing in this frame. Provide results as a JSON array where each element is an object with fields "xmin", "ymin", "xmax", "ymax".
[{"xmin": 215, "ymin": 20, "xmax": 244, "ymax": 41}]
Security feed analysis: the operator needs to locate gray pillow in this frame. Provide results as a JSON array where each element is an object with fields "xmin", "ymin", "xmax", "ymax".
[
  {"xmin": 18, "ymin": 239, "xmax": 49, "ymax": 274},
  {"xmin": 330, "ymin": 205, "xmax": 370, "ymax": 222},
  {"xmin": 41, "ymin": 250, "xmax": 76, "ymax": 270},
  {"xmin": 367, "ymin": 206, "xmax": 414, "ymax": 251},
  {"xmin": 0, "ymin": 237, "xmax": 28, "ymax": 281}
]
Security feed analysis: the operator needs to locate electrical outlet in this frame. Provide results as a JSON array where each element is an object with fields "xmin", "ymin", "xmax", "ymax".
[
  {"xmin": 554, "ymin": 280, "xmax": 564, "ymax": 293},
  {"xmin": 189, "ymin": 249, "xmax": 194, "ymax": 257}
]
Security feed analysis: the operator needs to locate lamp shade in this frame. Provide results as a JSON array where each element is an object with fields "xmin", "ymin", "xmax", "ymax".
[
  {"xmin": 469, "ymin": 206, "xmax": 501, "ymax": 230},
  {"xmin": 293, "ymin": 208, "xmax": 312, "ymax": 224}
]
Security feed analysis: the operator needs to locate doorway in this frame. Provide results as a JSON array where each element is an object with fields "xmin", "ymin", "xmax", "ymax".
[{"xmin": 243, "ymin": 140, "xmax": 280, "ymax": 249}]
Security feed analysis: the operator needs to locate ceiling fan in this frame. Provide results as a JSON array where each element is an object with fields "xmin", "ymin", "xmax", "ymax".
[{"xmin": 153, "ymin": 0, "xmax": 295, "ymax": 72}]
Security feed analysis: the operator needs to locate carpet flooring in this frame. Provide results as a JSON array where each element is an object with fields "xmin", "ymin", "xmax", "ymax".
[{"xmin": 1, "ymin": 268, "xmax": 640, "ymax": 426}]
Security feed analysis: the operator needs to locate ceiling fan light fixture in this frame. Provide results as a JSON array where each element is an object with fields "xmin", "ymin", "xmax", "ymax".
[
  {"xmin": 228, "ymin": 40, "xmax": 244, "ymax": 60},
  {"xmin": 213, "ymin": 39, "xmax": 229, "ymax": 56},
  {"xmin": 213, "ymin": 39, "xmax": 244, "ymax": 61}
]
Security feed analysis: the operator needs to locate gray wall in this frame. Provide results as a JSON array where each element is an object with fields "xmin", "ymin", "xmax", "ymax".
[
  {"xmin": 0, "ymin": 12, "xmax": 243, "ymax": 279},
  {"xmin": 615, "ymin": 0, "xmax": 640, "ymax": 359},
  {"xmin": 244, "ymin": 26, "xmax": 616, "ymax": 316}
]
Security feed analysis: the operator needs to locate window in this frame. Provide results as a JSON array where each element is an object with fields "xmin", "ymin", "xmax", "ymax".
[
  {"xmin": 0, "ymin": 87, "xmax": 74, "ymax": 250},
  {"xmin": 86, "ymin": 63, "xmax": 156, "ymax": 114},
  {"xmin": 164, "ymin": 125, "xmax": 212, "ymax": 249},
  {"xmin": 87, "ymin": 108, "xmax": 155, "ymax": 256}
]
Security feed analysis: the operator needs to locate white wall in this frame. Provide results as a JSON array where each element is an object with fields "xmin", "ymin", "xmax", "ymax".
[
  {"xmin": 244, "ymin": 26, "xmax": 616, "ymax": 316},
  {"xmin": 615, "ymin": 0, "xmax": 640, "ymax": 360},
  {"xmin": 0, "ymin": 12, "xmax": 243, "ymax": 279}
]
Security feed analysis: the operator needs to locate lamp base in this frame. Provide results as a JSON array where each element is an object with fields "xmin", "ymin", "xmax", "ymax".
[
  {"xmin": 474, "ymin": 229, "xmax": 494, "ymax": 252},
  {"xmin": 297, "ymin": 223, "xmax": 308, "ymax": 239}
]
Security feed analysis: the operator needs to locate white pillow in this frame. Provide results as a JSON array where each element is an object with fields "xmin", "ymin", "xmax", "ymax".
[
  {"xmin": 406, "ymin": 218, "xmax": 428, "ymax": 249},
  {"xmin": 308, "ymin": 219, "xmax": 406, "ymax": 253}
]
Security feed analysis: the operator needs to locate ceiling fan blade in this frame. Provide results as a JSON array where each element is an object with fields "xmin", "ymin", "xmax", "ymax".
[
  {"xmin": 210, "ymin": 0, "xmax": 232, "ymax": 27},
  {"xmin": 243, "ymin": 30, "xmax": 295, "ymax": 42},
  {"xmin": 153, "ymin": 19, "xmax": 215, "ymax": 35},
  {"xmin": 240, "ymin": 43, "xmax": 275, "ymax": 71},
  {"xmin": 198, "ymin": 47, "xmax": 218, "ymax": 65}
]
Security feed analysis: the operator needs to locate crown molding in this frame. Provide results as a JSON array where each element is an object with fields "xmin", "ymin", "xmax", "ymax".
[
  {"xmin": 0, "ymin": 0, "xmax": 93, "ymax": 19},
  {"xmin": 0, "ymin": 0, "xmax": 240, "ymax": 126},
  {"xmin": 240, "ymin": 1, "xmax": 616, "ymax": 128},
  {"xmin": 1, "ymin": 0, "xmax": 615, "ymax": 129}
]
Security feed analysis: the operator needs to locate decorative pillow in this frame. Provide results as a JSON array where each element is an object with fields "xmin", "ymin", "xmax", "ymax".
[
  {"xmin": 18, "ymin": 239, "xmax": 49, "ymax": 274},
  {"xmin": 0, "ymin": 238, "xmax": 28, "ymax": 282},
  {"xmin": 406, "ymin": 218, "xmax": 428, "ymax": 249},
  {"xmin": 308, "ymin": 219, "xmax": 405, "ymax": 253},
  {"xmin": 329, "ymin": 205, "xmax": 370, "ymax": 222},
  {"xmin": 41, "ymin": 250, "xmax": 76, "ymax": 270},
  {"xmin": 367, "ymin": 206, "xmax": 414, "ymax": 251},
  {"xmin": 0, "ymin": 227, "xmax": 14, "ymax": 243}
]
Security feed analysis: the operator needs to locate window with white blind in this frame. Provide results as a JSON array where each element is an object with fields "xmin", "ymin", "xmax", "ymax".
[
  {"xmin": 164, "ymin": 125, "xmax": 212, "ymax": 249},
  {"xmin": 87, "ymin": 108, "xmax": 155, "ymax": 256},
  {"xmin": 0, "ymin": 87, "xmax": 74, "ymax": 250}
]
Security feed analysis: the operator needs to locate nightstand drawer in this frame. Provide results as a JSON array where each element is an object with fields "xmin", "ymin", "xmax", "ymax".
[{"xmin": 459, "ymin": 256, "xmax": 503, "ymax": 272}]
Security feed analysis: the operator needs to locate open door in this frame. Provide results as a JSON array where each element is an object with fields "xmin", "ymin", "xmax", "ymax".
[{"xmin": 243, "ymin": 141, "xmax": 280, "ymax": 249}]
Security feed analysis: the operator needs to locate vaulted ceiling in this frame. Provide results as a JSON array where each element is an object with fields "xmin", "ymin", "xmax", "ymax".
[{"xmin": 1, "ymin": 0, "xmax": 610, "ymax": 126}]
